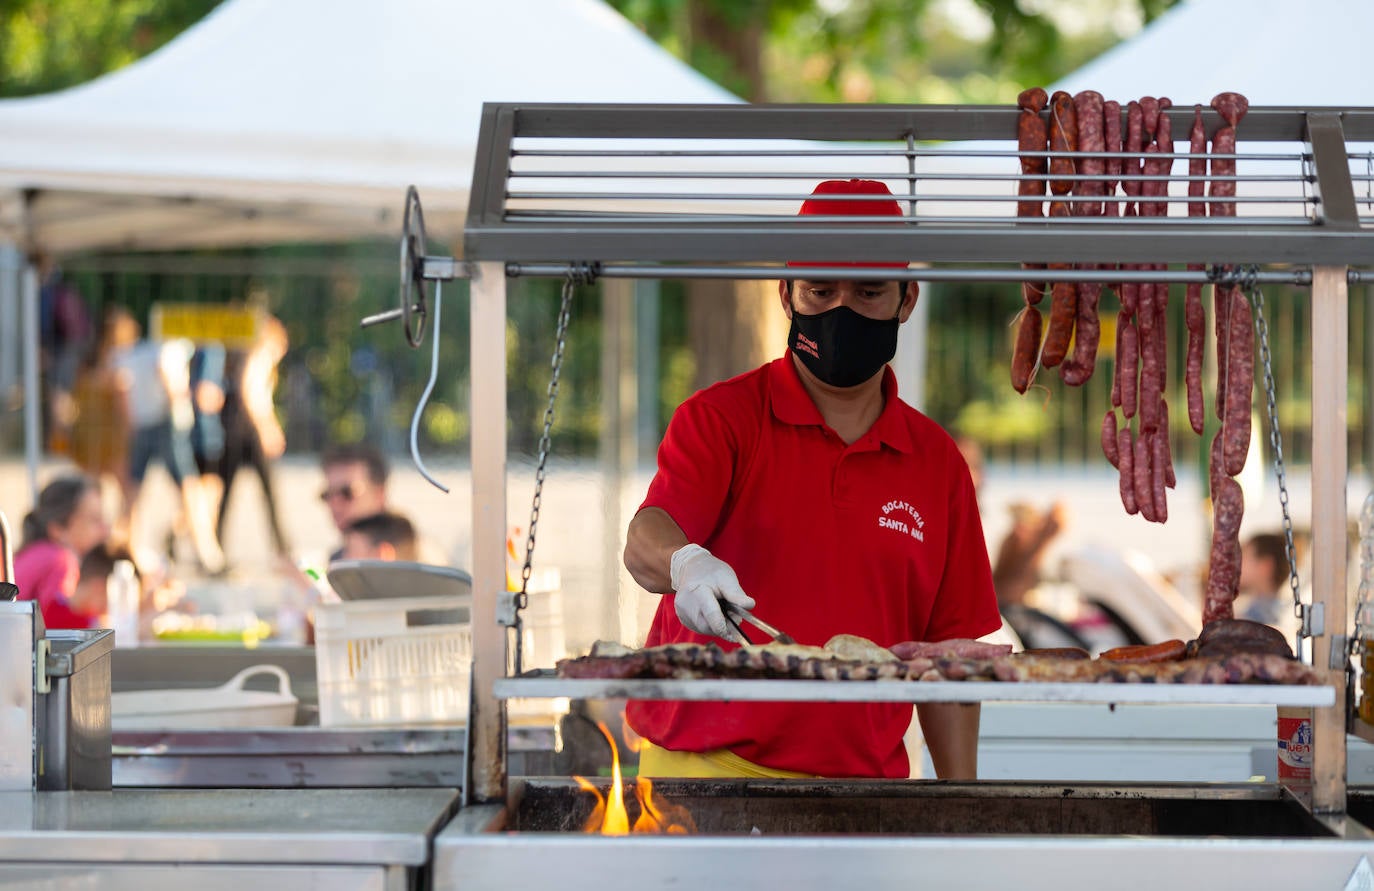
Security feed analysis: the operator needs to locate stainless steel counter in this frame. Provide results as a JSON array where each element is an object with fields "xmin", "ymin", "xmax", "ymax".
[
  {"xmin": 0, "ymin": 787, "xmax": 459, "ymax": 890},
  {"xmin": 0, "ymin": 787, "xmax": 457, "ymax": 864}
]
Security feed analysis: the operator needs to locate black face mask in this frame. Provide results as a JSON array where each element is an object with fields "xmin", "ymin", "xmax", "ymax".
[{"xmin": 788, "ymin": 302, "xmax": 900, "ymax": 388}]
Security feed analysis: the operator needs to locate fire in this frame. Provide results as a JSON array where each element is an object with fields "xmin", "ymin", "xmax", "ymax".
[{"xmin": 574, "ymin": 722, "xmax": 697, "ymax": 835}]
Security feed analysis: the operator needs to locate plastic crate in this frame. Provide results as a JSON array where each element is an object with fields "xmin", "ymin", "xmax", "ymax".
[{"xmin": 314, "ymin": 595, "xmax": 472, "ymax": 727}]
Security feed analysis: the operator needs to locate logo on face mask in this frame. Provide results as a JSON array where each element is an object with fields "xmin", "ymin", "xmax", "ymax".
[
  {"xmin": 788, "ymin": 303, "xmax": 899, "ymax": 388},
  {"xmin": 795, "ymin": 331, "xmax": 821, "ymax": 360}
]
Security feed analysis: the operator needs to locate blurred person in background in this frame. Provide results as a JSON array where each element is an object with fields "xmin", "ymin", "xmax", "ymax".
[
  {"xmin": 35, "ymin": 253, "xmax": 93, "ymax": 455},
  {"xmin": 319, "ymin": 443, "xmax": 390, "ymax": 560},
  {"xmin": 13, "ymin": 475, "xmax": 110, "ymax": 629},
  {"xmin": 110, "ymin": 307, "xmax": 225, "ymax": 575},
  {"xmin": 338, "ymin": 511, "xmax": 420, "ymax": 563},
  {"xmin": 215, "ymin": 314, "xmax": 291, "ymax": 563},
  {"xmin": 67, "ymin": 305, "xmax": 135, "ymax": 537},
  {"xmin": 1235, "ymin": 531, "xmax": 1302, "ymax": 637}
]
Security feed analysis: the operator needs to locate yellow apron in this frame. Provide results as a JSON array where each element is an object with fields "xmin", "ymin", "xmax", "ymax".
[{"xmin": 637, "ymin": 741, "xmax": 818, "ymax": 779}]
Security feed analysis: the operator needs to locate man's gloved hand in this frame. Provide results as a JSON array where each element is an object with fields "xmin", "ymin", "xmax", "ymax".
[{"xmin": 669, "ymin": 543, "xmax": 756, "ymax": 642}]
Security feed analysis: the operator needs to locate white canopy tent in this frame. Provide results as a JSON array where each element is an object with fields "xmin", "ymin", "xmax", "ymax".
[
  {"xmin": 0, "ymin": 0, "xmax": 741, "ymax": 498},
  {"xmin": 0, "ymin": 0, "xmax": 738, "ymax": 254}
]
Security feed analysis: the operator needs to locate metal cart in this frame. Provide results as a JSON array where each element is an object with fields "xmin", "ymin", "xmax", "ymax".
[{"xmin": 405, "ymin": 102, "xmax": 1374, "ymax": 888}]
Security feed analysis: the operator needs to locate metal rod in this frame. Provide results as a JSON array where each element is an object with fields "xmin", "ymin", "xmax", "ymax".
[
  {"xmin": 506, "ymin": 262, "xmax": 1314, "ymax": 285},
  {"xmin": 506, "ymin": 211, "xmax": 1311, "ymax": 226},
  {"xmin": 513, "ymin": 147, "xmax": 1305, "ymax": 161},
  {"xmin": 1311, "ymin": 265, "xmax": 1349, "ymax": 815},
  {"xmin": 505, "ymin": 190, "xmax": 1313, "ymax": 203},
  {"xmin": 407, "ymin": 281, "xmax": 450, "ymax": 494},
  {"xmin": 509, "ymin": 170, "xmax": 1307, "ymax": 184}
]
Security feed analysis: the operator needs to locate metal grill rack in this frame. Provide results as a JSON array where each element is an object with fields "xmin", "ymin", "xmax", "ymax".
[{"xmin": 442, "ymin": 103, "xmax": 1374, "ymax": 813}]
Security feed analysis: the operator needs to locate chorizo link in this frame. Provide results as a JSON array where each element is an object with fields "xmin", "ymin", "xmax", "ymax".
[
  {"xmin": 1211, "ymin": 91, "xmax": 1250, "ymax": 129},
  {"xmin": 1103, "ymin": 99, "xmax": 1122, "ymax": 217},
  {"xmin": 1041, "ymin": 279, "xmax": 1077, "ymax": 368},
  {"xmin": 1209, "ymin": 125, "xmax": 1237, "ymax": 217},
  {"xmin": 1186, "ymin": 282, "xmax": 1205, "ymax": 433},
  {"xmin": 1060, "ymin": 281, "xmax": 1101, "ymax": 386},
  {"xmin": 1204, "ymin": 476, "xmax": 1245, "ymax": 625},
  {"xmin": 1137, "ymin": 282, "xmax": 1160, "ymax": 432},
  {"xmin": 1048, "ymin": 90, "xmax": 1077, "ymax": 197},
  {"xmin": 1102, "ymin": 410, "xmax": 1120, "ymax": 468},
  {"xmin": 1215, "ymin": 283, "xmax": 1232, "ymax": 419},
  {"xmin": 1123, "ymin": 101, "xmax": 1144, "ymax": 217},
  {"xmin": 1134, "ymin": 431, "xmax": 1155, "ymax": 523},
  {"xmin": 1118, "ymin": 427, "xmax": 1138, "ymax": 515},
  {"xmin": 1151, "ymin": 426, "xmax": 1169, "ymax": 523},
  {"xmin": 1017, "ymin": 87, "xmax": 1050, "ymax": 306},
  {"xmin": 1099, "ymin": 640, "xmax": 1187, "ymax": 663},
  {"xmin": 1072, "ymin": 90, "xmax": 1106, "ymax": 217},
  {"xmin": 1185, "ymin": 106, "xmax": 1207, "ymax": 434},
  {"xmin": 1222, "ymin": 288, "xmax": 1254, "ymax": 476},
  {"xmin": 1119, "ymin": 315, "xmax": 1139, "ymax": 419},
  {"xmin": 1011, "ymin": 305, "xmax": 1042, "ymax": 394}
]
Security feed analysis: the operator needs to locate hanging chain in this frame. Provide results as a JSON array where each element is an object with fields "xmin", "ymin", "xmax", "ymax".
[
  {"xmin": 1245, "ymin": 272, "xmax": 1304, "ymax": 632},
  {"xmin": 512, "ymin": 265, "xmax": 590, "ymax": 674}
]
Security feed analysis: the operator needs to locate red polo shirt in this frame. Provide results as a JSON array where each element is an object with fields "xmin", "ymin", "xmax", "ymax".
[{"xmin": 625, "ymin": 354, "xmax": 1000, "ymax": 778}]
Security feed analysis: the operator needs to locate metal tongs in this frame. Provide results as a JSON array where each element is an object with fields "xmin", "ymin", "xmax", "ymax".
[{"xmin": 723, "ymin": 603, "xmax": 796, "ymax": 645}]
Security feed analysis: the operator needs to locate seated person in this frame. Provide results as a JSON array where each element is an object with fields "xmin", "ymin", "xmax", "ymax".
[
  {"xmin": 338, "ymin": 511, "xmax": 420, "ymax": 563},
  {"xmin": 13, "ymin": 474, "xmax": 110, "ymax": 629}
]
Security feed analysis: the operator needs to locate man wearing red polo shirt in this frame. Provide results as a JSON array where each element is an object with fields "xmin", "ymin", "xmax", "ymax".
[{"xmin": 623, "ymin": 179, "xmax": 1000, "ymax": 780}]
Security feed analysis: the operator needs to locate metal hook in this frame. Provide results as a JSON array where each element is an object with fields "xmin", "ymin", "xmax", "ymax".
[{"xmin": 409, "ymin": 280, "xmax": 450, "ymax": 494}]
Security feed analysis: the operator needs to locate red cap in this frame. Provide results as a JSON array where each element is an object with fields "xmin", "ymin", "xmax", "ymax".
[{"xmin": 789, "ymin": 179, "xmax": 908, "ymax": 269}]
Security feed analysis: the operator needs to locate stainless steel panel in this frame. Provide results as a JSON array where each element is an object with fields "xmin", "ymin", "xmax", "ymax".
[
  {"xmin": 0, "ymin": 863, "xmax": 392, "ymax": 891},
  {"xmin": 434, "ymin": 833, "xmax": 1374, "ymax": 891},
  {"xmin": 494, "ymin": 676, "xmax": 1337, "ymax": 707},
  {"xmin": 40, "ymin": 629, "xmax": 113, "ymax": 791},
  {"xmin": 0, "ymin": 602, "xmax": 39, "ymax": 790},
  {"xmin": 0, "ymin": 788, "xmax": 458, "ymax": 865}
]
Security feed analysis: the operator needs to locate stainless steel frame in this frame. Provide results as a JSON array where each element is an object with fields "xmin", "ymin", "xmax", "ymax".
[{"xmin": 456, "ymin": 103, "xmax": 1370, "ymax": 820}]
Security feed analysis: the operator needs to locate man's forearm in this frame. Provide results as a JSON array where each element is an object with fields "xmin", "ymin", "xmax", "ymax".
[
  {"xmin": 916, "ymin": 702, "xmax": 980, "ymax": 779},
  {"xmin": 623, "ymin": 507, "xmax": 688, "ymax": 594}
]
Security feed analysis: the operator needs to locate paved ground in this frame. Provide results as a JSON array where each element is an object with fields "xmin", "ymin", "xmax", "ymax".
[{"xmin": 0, "ymin": 451, "xmax": 1358, "ymax": 655}]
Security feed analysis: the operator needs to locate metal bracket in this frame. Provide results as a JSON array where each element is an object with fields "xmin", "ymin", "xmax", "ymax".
[
  {"xmin": 1332, "ymin": 634, "xmax": 1355, "ymax": 671},
  {"xmin": 497, "ymin": 590, "xmax": 519, "ymax": 628},
  {"xmin": 1304, "ymin": 602, "xmax": 1327, "ymax": 638},
  {"xmin": 33, "ymin": 638, "xmax": 50, "ymax": 695}
]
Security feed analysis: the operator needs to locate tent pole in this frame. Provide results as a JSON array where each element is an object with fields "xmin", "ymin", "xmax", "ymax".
[{"xmin": 21, "ymin": 259, "xmax": 40, "ymax": 504}]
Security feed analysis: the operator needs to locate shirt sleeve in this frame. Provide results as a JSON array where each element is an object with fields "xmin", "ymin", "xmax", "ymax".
[
  {"xmin": 921, "ymin": 447, "xmax": 1003, "ymax": 642},
  {"xmin": 640, "ymin": 395, "xmax": 742, "ymax": 547}
]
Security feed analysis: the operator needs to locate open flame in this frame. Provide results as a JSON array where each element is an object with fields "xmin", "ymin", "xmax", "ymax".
[{"xmin": 574, "ymin": 722, "xmax": 697, "ymax": 835}]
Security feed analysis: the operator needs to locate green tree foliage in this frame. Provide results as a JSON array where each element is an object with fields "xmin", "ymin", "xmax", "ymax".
[
  {"xmin": 607, "ymin": 0, "xmax": 1179, "ymax": 103},
  {"xmin": 0, "ymin": 0, "xmax": 221, "ymax": 97}
]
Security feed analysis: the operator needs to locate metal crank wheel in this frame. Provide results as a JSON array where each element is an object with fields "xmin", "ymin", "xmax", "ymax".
[{"xmin": 399, "ymin": 185, "xmax": 430, "ymax": 348}]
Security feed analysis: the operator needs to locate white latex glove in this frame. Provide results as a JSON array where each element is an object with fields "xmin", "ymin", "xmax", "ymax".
[{"xmin": 670, "ymin": 543, "xmax": 756, "ymax": 642}]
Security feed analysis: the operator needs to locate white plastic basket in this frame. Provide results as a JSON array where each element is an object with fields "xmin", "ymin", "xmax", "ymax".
[{"xmin": 314, "ymin": 595, "xmax": 472, "ymax": 727}]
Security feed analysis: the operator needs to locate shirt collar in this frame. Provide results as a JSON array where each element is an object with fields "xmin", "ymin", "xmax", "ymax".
[{"xmin": 768, "ymin": 352, "xmax": 914, "ymax": 454}]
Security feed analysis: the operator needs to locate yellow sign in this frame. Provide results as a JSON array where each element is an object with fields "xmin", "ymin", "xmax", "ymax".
[{"xmin": 150, "ymin": 303, "xmax": 260, "ymax": 347}]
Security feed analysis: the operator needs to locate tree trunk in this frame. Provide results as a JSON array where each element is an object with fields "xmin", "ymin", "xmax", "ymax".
[
  {"xmin": 682, "ymin": 3, "xmax": 774, "ymax": 390},
  {"xmin": 687, "ymin": 1, "xmax": 767, "ymax": 102},
  {"xmin": 687, "ymin": 278, "xmax": 788, "ymax": 391}
]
